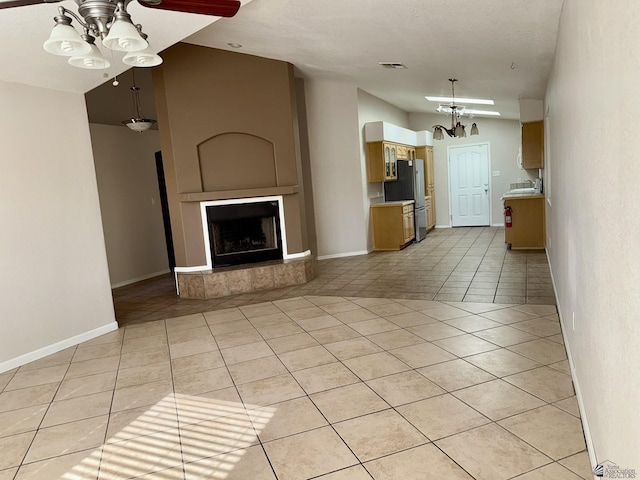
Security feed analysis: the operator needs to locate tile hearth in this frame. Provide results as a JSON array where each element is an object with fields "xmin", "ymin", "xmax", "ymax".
[{"xmin": 177, "ymin": 255, "xmax": 316, "ymax": 299}]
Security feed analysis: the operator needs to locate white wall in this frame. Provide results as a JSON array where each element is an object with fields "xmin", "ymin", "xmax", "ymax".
[
  {"xmin": 90, "ymin": 124, "xmax": 169, "ymax": 287},
  {"xmin": 304, "ymin": 79, "xmax": 368, "ymax": 258},
  {"xmin": 357, "ymin": 90, "xmax": 410, "ymax": 250},
  {"xmin": 545, "ymin": 0, "xmax": 640, "ymax": 466},
  {"xmin": 0, "ymin": 81, "xmax": 116, "ymax": 371},
  {"xmin": 409, "ymin": 114, "xmax": 535, "ymax": 226}
]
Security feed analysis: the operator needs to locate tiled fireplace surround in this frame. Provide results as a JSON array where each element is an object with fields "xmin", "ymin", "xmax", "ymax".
[{"xmin": 176, "ymin": 195, "xmax": 316, "ymax": 300}]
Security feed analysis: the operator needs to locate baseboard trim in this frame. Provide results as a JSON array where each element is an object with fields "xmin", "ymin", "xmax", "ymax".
[
  {"xmin": 0, "ymin": 321, "xmax": 119, "ymax": 374},
  {"xmin": 285, "ymin": 250, "xmax": 312, "ymax": 260},
  {"xmin": 547, "ymin": 249, "xmax": 597, "ymax": 475},
  {"xmin": 317, "ymin": 250, "xmax": 369, "ymax": 261},
  {"xmin": 111, "ymin": 269, "xmax": 171, "ymax": 289}
]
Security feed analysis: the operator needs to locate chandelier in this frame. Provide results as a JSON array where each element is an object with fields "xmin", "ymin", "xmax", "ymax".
[
  {"xmin": 122, "ymin": 68, "xmax": 156, "ymax": 132},
  {"xmin": 42, "ymin": 0, "xmax": 162, "ymax": 69},
  {"xmin": 432, "ymin": 79, "xmax": 479, "ymax": 140}
]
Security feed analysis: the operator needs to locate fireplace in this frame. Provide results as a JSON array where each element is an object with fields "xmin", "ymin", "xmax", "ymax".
[{"xmin": 205, "ymin": 200, "xmax": 283, "ymax": 267}]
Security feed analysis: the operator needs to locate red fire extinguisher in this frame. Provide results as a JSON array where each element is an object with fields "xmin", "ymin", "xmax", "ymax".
[{"xmin": 505, "ymin": 206, "xmax": 513, "ymax": 228}]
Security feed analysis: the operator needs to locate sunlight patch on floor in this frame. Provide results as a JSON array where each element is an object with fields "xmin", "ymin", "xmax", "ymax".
[{"xmin": 62, "ymin": 394, "xmax": 276, "ymax": 480}]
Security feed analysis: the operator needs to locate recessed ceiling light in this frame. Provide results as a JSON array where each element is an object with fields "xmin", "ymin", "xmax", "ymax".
[
  {"xmin": 227, "ymin": 43, "xmax": 243, "ymax": 48},
  {"xmin": 425, "ymin": 96, "xmax": 494, "ymax": 105},
  {"xmin": 379, "ymin": 62, "xmax": 407, "ymax": 69},
  {"xmin": 466, "ymin": 109, "xmax": 501, "ymax": 116}
]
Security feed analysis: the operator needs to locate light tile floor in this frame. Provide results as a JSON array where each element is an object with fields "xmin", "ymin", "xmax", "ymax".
[
  {"xmin": 0, "ymin": 227, "xmax": 595, "ymax": 479},
  {"xmin": 0, "ymin": 296, "xmax": 594, "ymax": 479},
  {"xmin": 114, "ymin": 227, "xmax": 556, "ymax": 326}
]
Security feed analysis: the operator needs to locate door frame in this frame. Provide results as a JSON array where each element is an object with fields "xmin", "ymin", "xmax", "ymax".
[{"xmin": 446, "ymin": 142, "xmax": 492, "ymax": 227}]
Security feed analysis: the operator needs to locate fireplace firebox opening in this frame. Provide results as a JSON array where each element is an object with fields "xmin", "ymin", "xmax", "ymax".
[{"xmin": 205, "ymin": 201, "xmax": 283, "ymax": 267}]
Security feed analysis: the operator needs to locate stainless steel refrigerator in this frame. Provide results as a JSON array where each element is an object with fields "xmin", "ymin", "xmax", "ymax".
[{"xmin": 384, "ymin": 159, "xmax": 427, "ymax": 242}]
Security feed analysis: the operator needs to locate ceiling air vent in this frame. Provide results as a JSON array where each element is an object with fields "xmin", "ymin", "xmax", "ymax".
[{"xmin": 379, "ymin": 62, "xmax": 407, "ymax": 69}]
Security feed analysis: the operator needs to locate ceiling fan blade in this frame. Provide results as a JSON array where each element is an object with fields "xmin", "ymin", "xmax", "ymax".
[
  {"xmin": 0, "ymin": 0, "xmax": 61, "ymax": 9},
  {"xmin": 138, "ymin": 0, "xmax": 240, "ymax": 17}
]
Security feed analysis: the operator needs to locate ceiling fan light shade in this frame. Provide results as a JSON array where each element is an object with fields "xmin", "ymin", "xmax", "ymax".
[
  {"xmin": 123, "ymin": 45, "xmax": 163, "ymax": 67},
  {"xmin": 470, "ymin": 123, "xmax": 479, "ymax": 135},
  {"xmin": 433, "ymin": 127, "xmax": 444, "ymax": 140},
  {"xmin": 68, "ymin": 44, "xmax": 110, "ymax": 69},
  {"xmin": 43, "ymin": 22, "xmax": 91, "ymax": 56},
  {"xmin": 68, "ymin": 34, "xmax": 110, "ymax": 69},
  {"xmin": 102, "ymin": 15, "xmax": 148, "ymax": 52},
  {"xmin": 122, "ymin": 118, "xmax": 156, "ymax": 132},
  {"xmin": 455, "ymin": 124, "xmax": 466, "ymax": 137}
]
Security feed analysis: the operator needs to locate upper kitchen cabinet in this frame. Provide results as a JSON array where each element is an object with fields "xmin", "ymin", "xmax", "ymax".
[
  {"xmin": 367, "ymin": 141, "xmax": 398, "ymax": 181},
  {"xmin": 364, "ymin": 122, "xmax": 432, "ymax": 182},
  {"xmin": 522, "ymin": 120, "xmax": 544, "ymax": 169},
  {"xmin": 396, "ymin": 145, "xmax": 416, "ymax": 160}
]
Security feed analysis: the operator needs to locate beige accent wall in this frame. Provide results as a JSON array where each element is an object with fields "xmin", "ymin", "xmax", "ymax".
[
  {"xmin": 545, "ymin": 0, "xmax": 640, "ymax": 465},
  {"xmin": 0, "ymin": 80, "xmax": 116, "ymax": 369},
  {"xmin": 90, "ymin": 124, "xmax": 169, "ymax": 287},
  {"xmin": 152, "ymin": 44, "xmax": 307, "ymax": 267},
  {"xmin": 409, "ymin": 114, "xmax": 536, "ymax": 226}
]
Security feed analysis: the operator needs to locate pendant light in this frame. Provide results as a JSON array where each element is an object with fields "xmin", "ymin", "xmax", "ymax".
[
  {"xmin": 122, "ymin": 69, "xmax": 156, "ymax": 132},
  {"xmin": 432, "ymin": 79, "xmax": 480, "ymax": 139}
]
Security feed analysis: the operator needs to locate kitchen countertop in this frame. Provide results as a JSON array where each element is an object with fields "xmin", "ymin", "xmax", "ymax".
[
  {"xmin": 501, "ymin": 193, "xmax": 545, "ymax": 200},
  {"xmin": 371, "ymin": 200, "xmax": 415, "ymax": 207}
]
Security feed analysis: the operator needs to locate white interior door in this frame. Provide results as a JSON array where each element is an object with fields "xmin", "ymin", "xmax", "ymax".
[{"xmin": 449, "ymin": 144, "xmax": 490, "ymax": 227}]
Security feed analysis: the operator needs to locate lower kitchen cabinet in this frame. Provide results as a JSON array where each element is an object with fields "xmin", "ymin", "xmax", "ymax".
[
  {"xmin": 504, "ymin": 195, "xmax": 545, "ymax": 249},
  {"xmin": 371, "ymin": 201, "xmax": 415, "ymax": 251},
  {"xmin": 425, "ymin": 195, "xmax": 435, "ymax": 232}
]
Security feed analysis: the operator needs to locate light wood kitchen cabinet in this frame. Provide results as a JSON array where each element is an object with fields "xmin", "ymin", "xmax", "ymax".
[
  {"xmin": 425, "ymin": 196, "xmax": 435, "ymax": 231},
  {"xmin": 371, "ymin": 201, "xmax": 415, "ymax": 251},
  {"xmin": 504, "ymin": 195, "xmax": 545, "ymax": 249},
  {"xmin": 367, "ymin": 142, "xmax": 397, "ymax": 182},
  {"xmin": 522, "ymin": 120, "xmax": 544, "ymax": 169},
  {"xmin": 367, "ymin": 142, "xmax": 419, "ymax": 181},
  {"xmin": 416, "ymin": 145, "xmax": 436, "ymax": 230},
  {"xmin": 403, "ymin": 208, "xmax": 415, "ymax": 244},
  {"xmin": 396, "ymin": 146, "xmax": 416, "ymax": 160}
]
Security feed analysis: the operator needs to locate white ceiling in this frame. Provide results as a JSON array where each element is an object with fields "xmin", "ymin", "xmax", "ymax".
[
  {"xmin": 0, "ymin": 0, "xmax": 564, "ymax": 121},
  {"xmin": 185, "ymin": 0, "xmax": 565, "ymax": 119}
]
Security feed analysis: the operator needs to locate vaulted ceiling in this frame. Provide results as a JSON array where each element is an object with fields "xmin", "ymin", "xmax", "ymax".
[{"xmin": 1, "ymin": 0, "xmax": 564, "ymax": 121}]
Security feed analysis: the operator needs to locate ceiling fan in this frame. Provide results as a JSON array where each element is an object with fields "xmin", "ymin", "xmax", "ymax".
[
  {"xmin": 0, "ymin": 0, "xmax": 241, "ymax": 17},
  {"xmin": 0, "ymin": 0, "xmax": 241, "ymax": 68}
]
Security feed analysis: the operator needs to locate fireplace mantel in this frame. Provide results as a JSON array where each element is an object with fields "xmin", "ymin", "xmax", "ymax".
[{"xmin": 178, "ymin": 185, "xmax": 299, "ymax": 203}]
